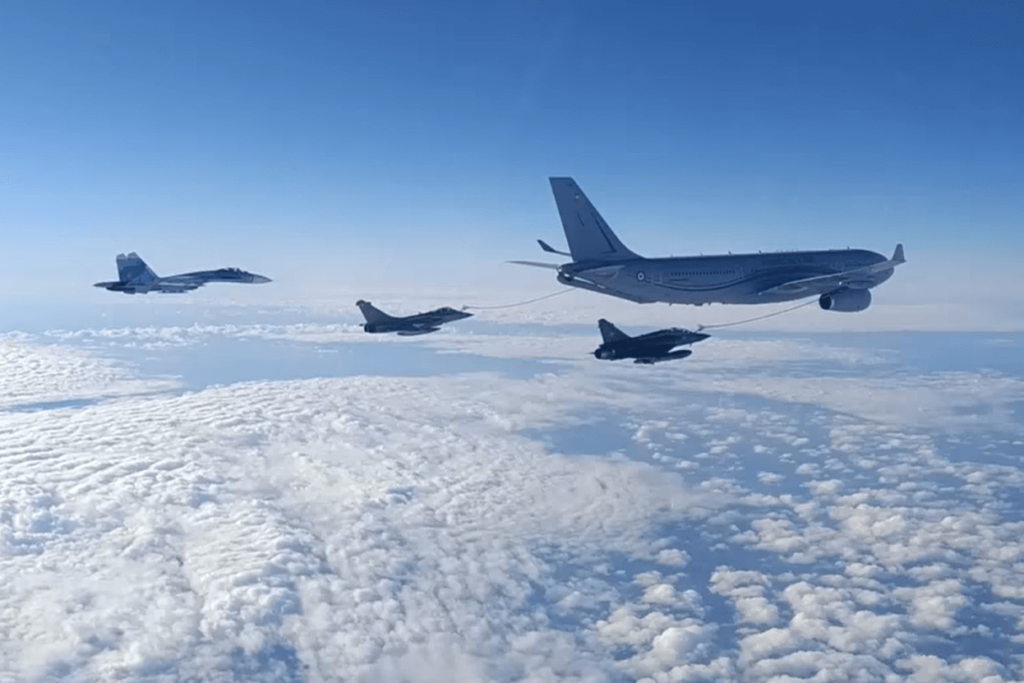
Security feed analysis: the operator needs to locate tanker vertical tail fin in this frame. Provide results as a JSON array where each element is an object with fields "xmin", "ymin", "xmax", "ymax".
[{"xmin": 549, "ymin": 177, "xmax": 640, "ymax": 262}]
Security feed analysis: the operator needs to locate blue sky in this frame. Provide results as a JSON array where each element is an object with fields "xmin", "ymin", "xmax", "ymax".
[{"xmin": 1, "ymin": 0, "xmax": 1021, "ymax": 308}]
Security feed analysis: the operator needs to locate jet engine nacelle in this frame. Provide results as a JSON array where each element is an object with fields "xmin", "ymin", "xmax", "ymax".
[
  {"xmin": 364, "ymin": 323, "xmax": 377, "ymax": 333},
  {"xmin": 819, "ymin": 288, "xmax": 871, "ymax": 312}
]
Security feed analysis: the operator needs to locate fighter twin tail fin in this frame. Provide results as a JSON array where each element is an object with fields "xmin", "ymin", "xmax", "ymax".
[{"xmin": 116, "ymin": 252, "xmax": 158, "ymax": 286}]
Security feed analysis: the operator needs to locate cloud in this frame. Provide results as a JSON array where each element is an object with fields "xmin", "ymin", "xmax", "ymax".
[
  {"xmin": 715, "ymin": 423, "xmax": 1024, "ymax": 680},
  {"xmin": 44, "ymin": 322, "xmax": 368, "ymax": 350},
  {"xmin": 4, "ymin": 325, "xmax": 1024, "ymax": 682},
  {"xmin": 680, "ymin": 370, "xmax": 1024, "ymax": 430},
  {"xmin": 893, "ymin": 580, "xmax": 968, "ymax": 630},
  {"xmin": 0, "ymin": 334, "xmax": 179, "ymax": 411},
  {"xmin": 897, "ymin": 654, "xmax": 1015, "ymax": 683},
  {"xmin": 710, "ymin": 569, "xmax": 779, "ymax": 625},
  {"xmin": 0, "ymin": 348, "xmax": 727, "ymax": 682},
  {"xmin": 38, "ymin": 319, "xmax": 1024, "ymax": 434}
]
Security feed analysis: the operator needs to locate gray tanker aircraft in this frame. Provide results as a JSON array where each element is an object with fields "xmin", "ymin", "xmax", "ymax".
[
  {"xmin": 357, "ymin": 300, "xmax": 473, "ymax": 336},
  {"xmin": 594, "ymin": 319, "xmax": 709, "ymax": 365},
  {"xmin": 94, "ymin": 252, "xmax": 271, "ymax": 294},
  {"xmin": 512, "ymin": 177, "xmax": 906, "ymax": 312}
]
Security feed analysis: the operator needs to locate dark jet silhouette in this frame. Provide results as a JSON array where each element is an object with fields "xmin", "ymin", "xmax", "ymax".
[
  {"xmin": 356, "ymin": 300, "xmax": 473, "ymax": 336},
  {"xmin": 94, "ymin": 252, "xmax": 271, "ymax": 294},
  {"xmin": 593, "ymin": 319, "xmax": 709, "ymax": 364}
]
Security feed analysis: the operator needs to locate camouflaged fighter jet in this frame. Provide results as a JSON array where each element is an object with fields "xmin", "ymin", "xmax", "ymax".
[
  {"xmin": 356, "ymin": 300, "xmax": 473, "ymax": 336},
  {"xmin": 94, "ymin": 252, "xmax": 271, "ymax": 294},
  {"xmin": 593, "ymin": 319, "xmax": 709, "ymax": 365}
]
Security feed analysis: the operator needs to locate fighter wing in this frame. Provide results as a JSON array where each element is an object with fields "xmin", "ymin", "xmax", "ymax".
[
  {"xmin": 397, "ymin": 328, "xmax": 440, "ymax": 336},
  {"xmin": 154, "ymin": 280, "xmax": 205, "ymax": 293},
  {"xmin": 758, "ymin": 244, "xmax": 906, "ymax": 297},
  {"xmin": 635, "ymin": 349, "xmax": 693, "ymax": 364}
]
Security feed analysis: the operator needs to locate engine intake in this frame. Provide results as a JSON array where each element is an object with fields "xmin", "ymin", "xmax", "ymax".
[{"xmin": 819, "ymin": 288, "xmax": 871, "ymax": 312}]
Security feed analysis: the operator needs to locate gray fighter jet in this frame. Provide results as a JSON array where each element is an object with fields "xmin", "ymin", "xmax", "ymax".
[
  {"xmin": 513, "ymin": 177, "xmax": 906, "ymax": 312},
  {"xmin": 593, "ymin": 319, "xmax": 709, "ymax": 364},
  {"xmin": 94, "ymin": 252, "xmax": 271, "ymax": 294},
  {"xmin": 356, "ymin": 300, "xmax": 473, "ymax": 336}
]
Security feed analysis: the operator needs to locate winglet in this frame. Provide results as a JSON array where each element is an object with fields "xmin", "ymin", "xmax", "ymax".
[
  {"xmin": 538, "ymin": 239, "xmax": 571, "ymax": 257},
  {"xmin": 893, "ymin": 244, "xmax": 905, "ymax": 263}
]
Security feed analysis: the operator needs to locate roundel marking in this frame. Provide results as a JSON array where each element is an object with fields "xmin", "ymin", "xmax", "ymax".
[{"xmin": 636, "ymin": 271, "xmax": 646, "ymax": 282}]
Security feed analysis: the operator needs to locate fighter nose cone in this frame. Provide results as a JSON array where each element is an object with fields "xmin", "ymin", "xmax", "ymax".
[
  {"xmin": 252, "ymin": 275, "xmax": 272, "ymax": 284},
  {"xmin": 694, "ymin": 332, "xmax": 710, "ymax": 342}
]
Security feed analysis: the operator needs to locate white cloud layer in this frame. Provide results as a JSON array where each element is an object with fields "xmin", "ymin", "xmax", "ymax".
[
  {"xmin": 0, "ymin": 343, "xmax": 728, "ymax": 682},
  {"xmin": 40, "ymin": 320, "xmax": 1024, "ymax": 432},
  {"xmin": 2, "ymin": 328, "xmax": 1023, "ymax": 682},
  {"xmin": 0, "ymin": 334, "xmax": 179, "ymax": 411}
]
